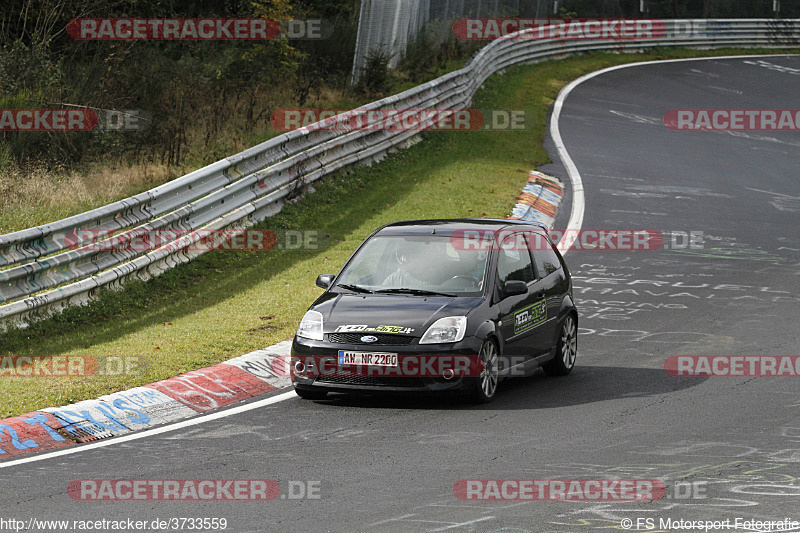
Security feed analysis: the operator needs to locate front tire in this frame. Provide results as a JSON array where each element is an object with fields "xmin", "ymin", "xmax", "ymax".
[
  {"xmin": 294, "ymin": 387, "xmax": 328, "ymax": 400},
  {"xmin": 543, "ymin": 314, "xmax": 577, "ymax": 376},
  {"xmin": 470, "ymin": 339, "xmax": 499, "ymax": 403}
]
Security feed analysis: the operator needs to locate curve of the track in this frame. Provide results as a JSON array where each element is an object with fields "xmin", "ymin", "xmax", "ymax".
[{"xmin": 2, "ymin": 55, "xmax": 800, "ymax": 533}]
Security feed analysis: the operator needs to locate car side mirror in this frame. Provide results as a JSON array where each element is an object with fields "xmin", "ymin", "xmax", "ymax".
[
  {"xmin": 316, "ymin": 274, "xmax": 335, "ymax": 289},
  {"xmin": 502, "ymin": 280, "xmax": 528, "ymax": 298}
]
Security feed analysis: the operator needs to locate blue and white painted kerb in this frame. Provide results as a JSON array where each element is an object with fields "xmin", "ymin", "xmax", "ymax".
[{"xmin": 0, "ymin": 342, "xmax": 292, "ymax": 459}]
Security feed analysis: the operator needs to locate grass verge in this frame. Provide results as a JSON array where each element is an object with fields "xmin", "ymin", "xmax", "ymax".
[{"xmin": 1, "ymin": 47, "xmax": 797, "ymax": 417}]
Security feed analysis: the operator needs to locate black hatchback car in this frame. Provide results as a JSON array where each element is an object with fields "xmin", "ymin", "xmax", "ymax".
[{"xmin": 291, "ymin": 219, "xmax": 577, "ymax": 402}]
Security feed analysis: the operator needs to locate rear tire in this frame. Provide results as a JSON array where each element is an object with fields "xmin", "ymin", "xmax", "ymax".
[
  {"xmin": 294, "ymin": 387, "xmax": 328, "ymax": 400},
  {"xmin": 470, "ymin": 339, "xmax": 499, "ymax": 403},
  {"xmin": 543, "ymin": 314, "xmax": 577, "ymax": 376}
]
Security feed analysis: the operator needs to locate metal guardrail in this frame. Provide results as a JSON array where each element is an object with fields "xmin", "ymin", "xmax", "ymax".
[{"xmin": 1, "ymin": 19, "xmax": 798, "ymax": 329}]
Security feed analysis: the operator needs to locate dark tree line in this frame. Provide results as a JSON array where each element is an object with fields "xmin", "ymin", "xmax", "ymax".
[{"xmin": 0, "ymin": 0, "xmax": 360, "ymax": 167}]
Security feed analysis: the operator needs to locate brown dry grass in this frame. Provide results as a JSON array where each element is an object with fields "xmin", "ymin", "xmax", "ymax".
[{"xmin": 0, "ymin": 160, "xmax": 180, "ymax": 234}]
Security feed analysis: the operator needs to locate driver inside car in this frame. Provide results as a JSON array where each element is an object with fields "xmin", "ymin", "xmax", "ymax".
[{"xmin": 382, "ymin": 241, "xmax": 435, "ymax": 287}]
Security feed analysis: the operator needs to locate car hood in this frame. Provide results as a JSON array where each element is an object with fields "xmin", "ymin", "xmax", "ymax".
[{"xmin": 311, "ymin": 292, "xmax": 484, "ymax": 337}]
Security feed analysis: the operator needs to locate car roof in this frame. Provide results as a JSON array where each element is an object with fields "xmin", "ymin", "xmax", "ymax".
[{"xmin": 374, "ymin": 218, "xmax": 549, "ymax": 237}]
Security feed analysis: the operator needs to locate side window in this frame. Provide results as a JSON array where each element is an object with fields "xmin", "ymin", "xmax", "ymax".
[
  {"xmin": 497, "ymin": 233, "xmax": 535, "ymax": 284},
  {"xmin": 531, "ymin": 232, "xmax": 562, "ymax": 277}
]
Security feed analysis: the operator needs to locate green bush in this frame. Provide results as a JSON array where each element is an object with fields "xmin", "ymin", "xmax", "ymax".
[{"xmin": 355, "ymin": 47, "xmax": 393, "ymax": 98}]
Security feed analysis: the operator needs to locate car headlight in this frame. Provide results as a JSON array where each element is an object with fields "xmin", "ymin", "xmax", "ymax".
[
  {"xmin": 297, "ymin": 310, "xmax": 324, "ymax": 341},
  {"xmin": 419, "ymin": 316, "xmax": 467, "ymax": 344}
]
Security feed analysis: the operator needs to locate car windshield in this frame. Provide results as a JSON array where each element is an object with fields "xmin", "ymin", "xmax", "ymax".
[{"xmin": 335, "ymin": 234, "xmax": 489, "ymax": 296}]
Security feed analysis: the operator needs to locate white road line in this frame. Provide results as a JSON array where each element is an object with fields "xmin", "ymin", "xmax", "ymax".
[
  {"xmin": 368, "ymin": 514, "xmax": 418, "ymax": 527},
  {"xmin": 0, "ymin": 391, "xmax": 297, "ymax": 469},
  {"xmin": 429, "ymin": 516, "xmax": 495, "ymax": 531},
  {"xmin": 551, "ymin": 70, "xmax": 584, "ymax": 256},
  {"xmin": 746, "ymin": 186, "xmax": 794, "ymax": 198},
  {"xmin": 552, "ymin": 53, "xmax": 796, "ymax": 256}
]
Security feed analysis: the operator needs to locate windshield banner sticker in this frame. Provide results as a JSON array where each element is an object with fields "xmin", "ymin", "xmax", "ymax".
[
  {"xmin": 514, "ymin": 299, "xmax": 547, "ymax": 335},
  {"xmin": 335, "ymin": 325, "xmax": 415, "ymax": 334}
]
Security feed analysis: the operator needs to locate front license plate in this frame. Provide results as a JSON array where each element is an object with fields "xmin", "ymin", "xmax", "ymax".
[{"xmin": 338, "ymin": 351, "xmax": 398, "ymax": 367}]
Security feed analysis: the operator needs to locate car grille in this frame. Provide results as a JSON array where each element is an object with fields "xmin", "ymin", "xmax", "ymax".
[
  {"xmin": 316, "ymin": 375, "xmax": 426, "ymax": 388},
  {"xmin": 327, "ymin": 333, "xmax": 415, "ymax": 345}
]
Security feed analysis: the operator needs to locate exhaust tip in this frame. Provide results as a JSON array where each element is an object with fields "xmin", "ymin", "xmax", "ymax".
[{"xmin": 442, "ymin": 368, "xmax": 455, "ymax": 380}]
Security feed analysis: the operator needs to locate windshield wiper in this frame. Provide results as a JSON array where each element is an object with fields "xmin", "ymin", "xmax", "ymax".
[
  {"xmin": 375, "ymin": 288, "xmax": 456, "ymax": 297},
  {"xmin": 337, "ymin": 283, "xmax": 373, "ymax": 294}
]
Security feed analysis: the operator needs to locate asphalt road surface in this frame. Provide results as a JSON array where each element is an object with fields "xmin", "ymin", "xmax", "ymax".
[{"xmin": 2, "ymin": 55, "xmax": 800, "ymax": 533}]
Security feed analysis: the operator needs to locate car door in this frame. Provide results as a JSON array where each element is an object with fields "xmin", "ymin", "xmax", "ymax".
[
  {"xmin": 494, "ymin": 231, "xmax": 550, "ymax": 362},
  {"xmin": 528, "ymin": 230, "xmax": 567, "ymax": 355}
]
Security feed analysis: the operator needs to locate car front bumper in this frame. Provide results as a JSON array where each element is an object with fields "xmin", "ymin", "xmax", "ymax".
[{"xmin": 291, "ymin": 335, "xmax": 484, "ymax": 394}]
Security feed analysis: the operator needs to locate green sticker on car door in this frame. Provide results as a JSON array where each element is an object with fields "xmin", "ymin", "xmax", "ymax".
[{"xmin": 513, "ymin": 298, "xmax": 547, "ymax": 335}]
